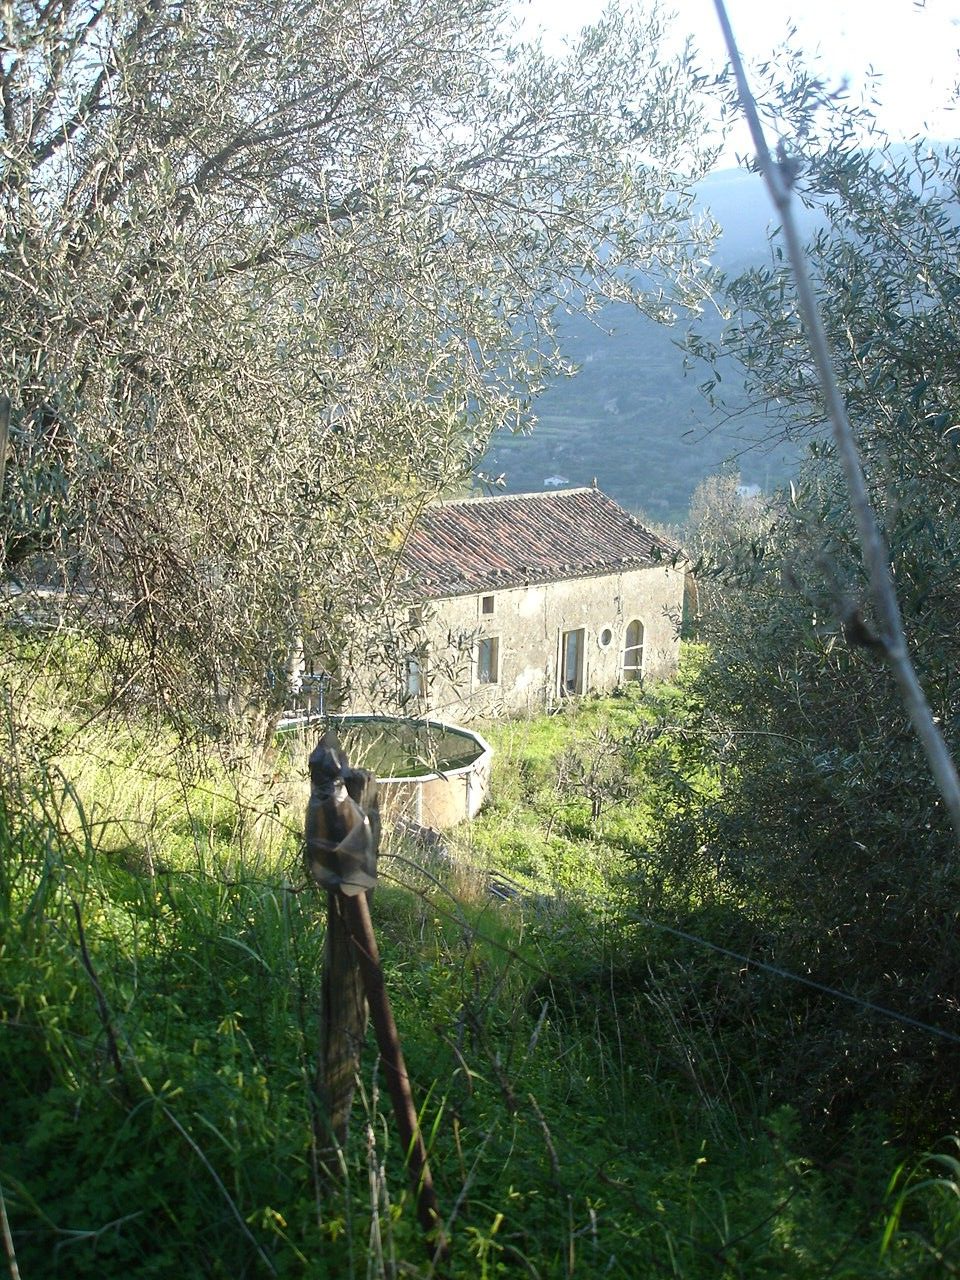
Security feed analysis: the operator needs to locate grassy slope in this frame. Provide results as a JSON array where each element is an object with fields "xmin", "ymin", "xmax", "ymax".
[
  {"xmin": 1, "ymin": 683, "xmax": 958, "ymax": 1278},
  {"xmin": 480, "ymin": 294, "xmax": 796, "ymax": 527},
  {"xmin": 479, "ymin": 166, "xmax": 819, "ymax": 525}
]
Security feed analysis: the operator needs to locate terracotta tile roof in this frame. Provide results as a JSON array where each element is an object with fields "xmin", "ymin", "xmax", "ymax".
[{"xmin": 401, "ymin": 487, "xmax": 675, "ymax": 599}]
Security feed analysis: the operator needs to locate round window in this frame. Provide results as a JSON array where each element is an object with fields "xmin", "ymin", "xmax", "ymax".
[{"xmin": 598, "ymin": 627, "xmax": 613, "ymax": 648}]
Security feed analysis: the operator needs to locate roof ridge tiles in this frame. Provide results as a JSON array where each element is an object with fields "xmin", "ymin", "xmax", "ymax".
[
  {"xmin": 439, "ymin": 486, "xmax": 595, "ymax": 507},
  {"xmin": 401, "ymin": 487, "xmax": 675, "ymax": 601}
]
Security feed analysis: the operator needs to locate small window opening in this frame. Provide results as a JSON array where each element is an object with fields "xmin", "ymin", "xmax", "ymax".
[{"xmin": 481, "ymin": 595, "xmax": 495, "ymax": 615}]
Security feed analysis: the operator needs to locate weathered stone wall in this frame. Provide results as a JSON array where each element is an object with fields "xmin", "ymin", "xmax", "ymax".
[{"xmin": 347, "ymin": 563, "xmax": 685, "ymax": 720}]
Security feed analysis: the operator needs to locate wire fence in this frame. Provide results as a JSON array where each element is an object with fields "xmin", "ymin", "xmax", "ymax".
[{"xmin": 17, "ymin": 730, "xmax": 960, "ymax": 1052}]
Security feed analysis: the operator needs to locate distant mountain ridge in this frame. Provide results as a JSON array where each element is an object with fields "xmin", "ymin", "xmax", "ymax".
[
  {"xmin": 478, "ymin": 166, "xmax": 817, "ymax": 524},
  {"xmin": 481, "ymin": 141, "xmax": 960, "ymax": 523}
]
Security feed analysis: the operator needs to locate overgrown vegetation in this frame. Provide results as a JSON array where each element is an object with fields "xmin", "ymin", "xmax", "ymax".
[
  {"xmin": 4, "ymin": 6, "xmax": 960, "ymax": 1277},
  {"xmin": 3, "ymin": 675, "xmax": 959, "ymax": 1277},
  {"xmin": 674, "ymin": 90, "xmax": 960, "ymax": 1130}
]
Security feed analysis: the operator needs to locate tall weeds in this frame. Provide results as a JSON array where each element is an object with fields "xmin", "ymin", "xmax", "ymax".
[{"xmin": 2, "ymin": 701, "xmax": 959, "ymax": 1276}]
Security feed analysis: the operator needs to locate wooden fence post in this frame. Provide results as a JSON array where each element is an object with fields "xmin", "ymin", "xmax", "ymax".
[{"xmin": 304, "ymin": 733, "xmax": 446, "ymax": 1261}]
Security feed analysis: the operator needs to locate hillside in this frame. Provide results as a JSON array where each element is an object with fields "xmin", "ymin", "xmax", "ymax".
[
  {"xmin": 479, "ymin": 167, "xmax": 820, "ymax": 522},
  {"xmin": 3, "ymin": 678, "xmax": 958, "ymax": 1276}
]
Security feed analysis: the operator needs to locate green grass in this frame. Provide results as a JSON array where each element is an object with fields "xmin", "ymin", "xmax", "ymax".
[{"xmin": 1, "ymin": 680, "xmax": 958, "ymax": 1277}]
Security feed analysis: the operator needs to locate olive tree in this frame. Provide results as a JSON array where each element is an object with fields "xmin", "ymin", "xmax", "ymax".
[
  {"xmin": 1, "ymin": 0, "xmax": 716, "ymax": 739},
  {"xmin": 668, "ymin": 91, "xmax": 960, "ymax": 1118}
]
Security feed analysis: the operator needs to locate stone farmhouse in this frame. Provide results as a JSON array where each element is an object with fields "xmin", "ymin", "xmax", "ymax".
[{"xmin": 348, "ymin": 486, "xmax": 686, "ymax": 721}]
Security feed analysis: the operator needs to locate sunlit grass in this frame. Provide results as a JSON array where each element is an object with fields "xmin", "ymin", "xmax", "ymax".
[{"xmin": 1, "ymin": 678, "xmax": 958, "ymax": 1276}]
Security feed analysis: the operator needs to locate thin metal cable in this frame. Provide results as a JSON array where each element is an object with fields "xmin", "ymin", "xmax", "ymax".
[
  {"xmin": 626, "ymin": 910, "xmax": 960, "ymax": 1046},
  {"xmin": 384, "ymin": 855, "xmax": 960, "ymax": 1048},
  {"xmin": 40, "ymin": 737, "xmax": 960, "ymax": 1047}
]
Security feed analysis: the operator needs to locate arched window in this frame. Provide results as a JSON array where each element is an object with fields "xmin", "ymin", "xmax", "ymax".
[{"xmin": 623, "ymin": 620, "xmax": 644, "ymax": 682}]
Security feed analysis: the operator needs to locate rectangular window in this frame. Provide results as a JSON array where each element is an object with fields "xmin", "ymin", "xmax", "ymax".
[
  {"xmin": 481, "ymin": 595, "xmax": 495, "ymax": 615},
  {"xmin": 477, "ymin": 636, "xmax": 499, "ymax": 685},
  {"xmin": 404, "ymin": 655, "xmax": 425, "ymax": 698},
  {"xmin": 560, "ymin": 628, "xmax": 584, "ymax": 696}
]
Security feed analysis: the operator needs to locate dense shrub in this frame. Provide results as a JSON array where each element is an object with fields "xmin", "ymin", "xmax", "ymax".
[{"xmin": 671, "ymin": 136, "xmax": 960, "ymax": 1128}]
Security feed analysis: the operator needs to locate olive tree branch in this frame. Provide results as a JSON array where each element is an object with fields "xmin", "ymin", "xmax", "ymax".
[
  {"xmin": 0, "ymin": 395, "xmax": 9, "ymax": 500},
  {"xmin": 0, "ymin": 1180, "xmax": 20, "ymax": 1280},
  {"xmin": 713, "ymin": 0, "xmax": 960, "ymax": 840}
]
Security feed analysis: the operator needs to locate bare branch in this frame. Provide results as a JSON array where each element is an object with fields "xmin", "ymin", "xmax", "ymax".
[{"xmin": 713, "ymin": 0, "xmax": 960, "ymax": 840}]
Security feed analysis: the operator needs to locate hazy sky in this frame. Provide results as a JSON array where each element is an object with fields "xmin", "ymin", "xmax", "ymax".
[{"xmin": 517, "ymin": 0, "xmax": 960, "ymax": 162}]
